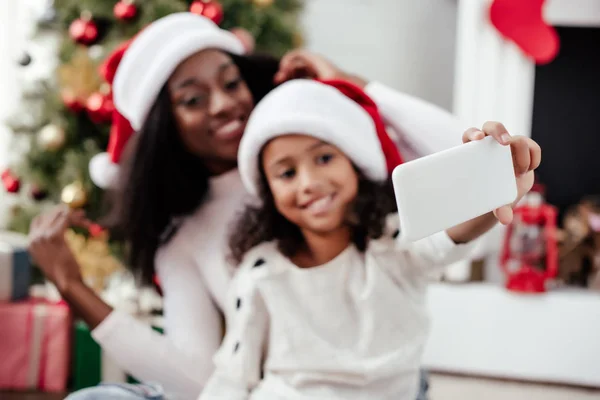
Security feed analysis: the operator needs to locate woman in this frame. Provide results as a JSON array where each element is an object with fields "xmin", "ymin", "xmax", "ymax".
[{"xmin": 28, "ymin": 12, "xmax": 466, "ymax": 400}]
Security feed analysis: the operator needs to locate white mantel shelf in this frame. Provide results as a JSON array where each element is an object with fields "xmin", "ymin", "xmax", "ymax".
[
  {"xmin": 423, "ymin": 283, "xmax": 600, "ymax": 387},
  {"xmin": 545, "ymin": 0, "xmax": 600, "ymax": 27}
]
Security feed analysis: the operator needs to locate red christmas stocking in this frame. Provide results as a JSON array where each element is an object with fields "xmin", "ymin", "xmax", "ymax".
[{"xmin": 490, "ymin": 0, "xmax": 560, "ymax": 65}]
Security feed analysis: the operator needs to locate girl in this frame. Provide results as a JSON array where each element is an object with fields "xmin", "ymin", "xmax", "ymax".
[
  {"xmin": 199, "ymin": 79, "xmax": 541, "ymax": 399},
  {"xmin": 28, "ymin": 12, "xmax": 487, "ymax": 400}
]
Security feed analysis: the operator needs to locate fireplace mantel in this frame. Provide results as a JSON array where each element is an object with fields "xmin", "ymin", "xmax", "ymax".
[{"xmin": 546, "ymin": 0, "xmax": 600, "ymax": 27}]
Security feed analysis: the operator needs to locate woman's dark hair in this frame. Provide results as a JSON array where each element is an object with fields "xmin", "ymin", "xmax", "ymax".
[
  {"xmin": 106, "ymin": 52, "xmax": 280, "ymax": 285},
  {"xmin": 228, "ymin": 167, "xmax": 398, "ymax": 266}
]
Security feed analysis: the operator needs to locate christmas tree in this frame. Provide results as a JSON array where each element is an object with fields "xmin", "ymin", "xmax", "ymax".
[{"xmin": 3, "ymin": 0, "xmax": 303, "ymax": 234}]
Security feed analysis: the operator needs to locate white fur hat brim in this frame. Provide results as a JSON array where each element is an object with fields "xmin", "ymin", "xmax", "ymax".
[
  {"xmin": 238, "ymin": 80, "xmax": 387, "ymax": 198},
  {"xmin": 113, "ymin": 13, "xmax": 245, "ymax": 131}
]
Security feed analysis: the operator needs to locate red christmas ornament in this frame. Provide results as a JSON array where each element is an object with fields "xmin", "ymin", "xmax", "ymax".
[
  {"xmin": 69, "ymin": 12, "xmax": 99, "ymax": 46},
  {"xmin": 86, "ymin": 91, "xmax": 115, "ymax": 124},
  {"xmin": 190, "ymin": 0, "xmax": 224, "ymax": 25},
  {"xmin": 61, "ymin": 90, "xmax": 84, "ymax": 113},
  {"xmin": 1, "ymin": 169, "xmax": 20, "ymax": 193},
  {"xmin": 114, "ymin": 0, "xmax": 138, "ymax": 21},
  {"xmin": 489, "ymin": 0, "xmax": 560, "ymax": 65},
  {"xmin": 88, "ymin": 223, "xmax": 105, "ymax": 238}
]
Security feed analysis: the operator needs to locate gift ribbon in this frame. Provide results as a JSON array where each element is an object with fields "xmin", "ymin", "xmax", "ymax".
[
  {"xmin": 24, "ymin": 298, "xmax": 69, "ymax": 390},
  {"xmin": 26, "ymin": 303, "xmax": 48, "ymax": 389}
]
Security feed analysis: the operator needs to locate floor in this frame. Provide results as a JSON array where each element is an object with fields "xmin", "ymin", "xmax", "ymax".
[
  {"xmin": 429, "ymin": 374, "xmax": 600, "ymax": 400},
  {"xmin": 2, "ymin": 374, "xmax": 599, "ymax": 399}
]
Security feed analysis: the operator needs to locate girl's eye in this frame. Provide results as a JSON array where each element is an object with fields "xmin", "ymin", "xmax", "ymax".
[
  {"xmin": 279, "ymin": 168, "xmax": 296, "ymax": 180},
  {"xmin": 225, "ymin": 77, "xmax": 242, "ymax": 91},
  {"xmin": 316, "ymin": 153, "xmax": 334, "ymax": 164}
]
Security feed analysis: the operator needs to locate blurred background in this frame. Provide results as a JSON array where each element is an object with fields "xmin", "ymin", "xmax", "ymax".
[{"xmin": 0, "ymin": 0, "xmax": 599, "ymax": 399}]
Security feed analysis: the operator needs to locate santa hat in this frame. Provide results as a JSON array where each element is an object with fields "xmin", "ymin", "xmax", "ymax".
[
  {"xmin": 89, "ymin": 12, "xmax": 245, "ymax": 189},
  {"xmin": 238, "ymin": 79, "xmax": 403, "ymax": 198}
]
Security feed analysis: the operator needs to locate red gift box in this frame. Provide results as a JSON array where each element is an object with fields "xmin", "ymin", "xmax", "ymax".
[{"xmin": 0, "ymin": 299, "xmax": 71, "ymax": 392}]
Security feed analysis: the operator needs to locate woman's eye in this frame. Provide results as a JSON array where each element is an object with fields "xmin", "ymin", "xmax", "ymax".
[
  {"xmin": 225, "ymin": 77, "xmax": 241, "ymax": 91},
  {"xmin": 180, "ymin": 95, "xmax": 207, "ymax": 107},
  {"xmin": 316, "ymin": 153, "xmax": 334, "ymax": 164}
]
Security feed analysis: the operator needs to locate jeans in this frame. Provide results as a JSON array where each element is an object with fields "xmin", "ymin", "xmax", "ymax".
[
  {"xmin": 416, "ymin": 369, "xmax": 430, "ymax": 400},
  {"xmin": 65, "ymin": 370, "xmax": 430, "ymax": 400},
  {"xmin": 64, "ymin": 383, "xmax": 164, "ymax": 400}
]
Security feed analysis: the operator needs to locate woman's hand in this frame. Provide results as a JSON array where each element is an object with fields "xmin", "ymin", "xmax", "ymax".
[
  {"xmin": 274, "ymin": 49, "xmax": 367, "ymax": 88},
  {"xmin": 28, "ymin": 205, "xmax": 91, "ymax": 293},
  {"xmin": 462, "ymin": 121, "xmax": 542, "ymax": 225}
]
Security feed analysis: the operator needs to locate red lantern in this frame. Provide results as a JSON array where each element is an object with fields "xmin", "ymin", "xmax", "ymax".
[
  {"xmin": 499, "ymin": 188, "xmax": 558, "ymax": 293},
  {"xmin": 114, "ymin": 0, "xmax": 138, "ymax": 21},
  {"xmin": 1, "ymin": 169, "xmax": 20, "ymax": 193},
  {"xmin": 190, "ymin": 0, "xmax": 224, "ymax": 25},
  {"xmin": 69, "ymin": 12, "xmax": 98, "ymax": 45}
]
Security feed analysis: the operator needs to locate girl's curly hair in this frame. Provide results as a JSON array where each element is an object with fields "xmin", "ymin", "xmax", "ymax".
[{"xmin": 228, "ymin": 167, "xmax": 398, "ymax": 265}]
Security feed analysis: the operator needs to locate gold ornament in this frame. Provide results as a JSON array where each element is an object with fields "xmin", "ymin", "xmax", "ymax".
[
  {"xmin": 57, "ymin": 47, "xmax": 102, "ymax": 100},
  {"xmin": 61, "ymin": 181, "xmax": 88, "ymax": 209},
  {"xmin": 253, "ymin": 0, "xmax": 273, "ymax": 7},
  {"xmin": 65, "ymin": 229, "xmax": 123, "ymax": 293},
  {"xmin": 37, "ymin": 124, "xmax": 66, "ymax": 151}
]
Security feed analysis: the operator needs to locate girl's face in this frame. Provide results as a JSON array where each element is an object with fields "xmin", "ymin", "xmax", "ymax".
[
  {"xmin": 168, "ymin": 49, "xmax": 254, "ymax": 174},
  {"xmin": 262, "ymin": 134, "xmax": 359, "ymax": 235}
]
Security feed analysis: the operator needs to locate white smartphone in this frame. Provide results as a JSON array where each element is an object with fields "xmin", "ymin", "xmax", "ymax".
[{"xmin": 392, "ymin": 135, "xmax": 518, "ymax": 242}]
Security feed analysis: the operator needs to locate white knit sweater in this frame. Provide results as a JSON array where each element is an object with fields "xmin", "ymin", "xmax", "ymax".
[
  {"xmin": 199, "ymin": 216, "xmax": 475, "ymax": 400},
  {"xmin": 91, "ymin": 82, "xmax": 469, "ymax": 400}
]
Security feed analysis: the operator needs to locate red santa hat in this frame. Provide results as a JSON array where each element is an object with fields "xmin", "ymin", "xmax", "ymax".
[
  {"xmin": 89, "ymin": 12, "xmax": 245, "ymax": 189},
  {"xmin": 238, "ymin": 79, "xmax": 403, "ymax": 198}
]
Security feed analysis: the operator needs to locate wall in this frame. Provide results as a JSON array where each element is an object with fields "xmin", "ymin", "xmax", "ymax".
[{"xmin": 300, "ymin": 0, "xmax": 459, "ymax": 111}]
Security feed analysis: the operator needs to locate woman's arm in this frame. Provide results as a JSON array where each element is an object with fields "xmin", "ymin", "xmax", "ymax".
[
  {"xmin": 275, "ymin": 49, "xmax": 466, "ymax": 157},
  {"xmin": 364, "ymin": 81, "xmax": 466, "ymax": 156},
  {"xmin": 92, "ymin": 246, "xmax": 224, "ymax": 400},
  {"xmin": 28, "ymin": 206, "xmax": 113, "ymax": 328},
  {"xmin": 28, "ymin": 207, "xmax": 224, "ymax": 399}
]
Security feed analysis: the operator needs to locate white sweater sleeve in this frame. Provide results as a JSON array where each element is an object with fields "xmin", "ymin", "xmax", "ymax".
[
  {"xmin": 199, "ymin": 263, "xmax": 269, "ymax": 400},
  {"xmin": 365, "ymin": 81, "xmax": 466, "ymax": 156},
  {"xmin": 372, "ymin": 214, "xmax": 479, "ymax": 280},
  {"xmin": 92, "ymin": 247, "xmax": 224, "ymax": 400}
]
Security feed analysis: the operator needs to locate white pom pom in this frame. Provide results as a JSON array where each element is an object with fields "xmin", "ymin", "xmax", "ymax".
[{"xmin": 89, "ymin": 152, "xmax": 120, "ymax": 189}]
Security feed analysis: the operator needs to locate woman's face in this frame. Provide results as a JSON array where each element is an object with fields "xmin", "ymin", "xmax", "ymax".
[{"xmin": 168, "ymin": 49, "xmax": 254, "ymax": 174}]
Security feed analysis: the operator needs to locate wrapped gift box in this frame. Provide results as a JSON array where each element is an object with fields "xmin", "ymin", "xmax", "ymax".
[
  {"xmin": 72, "ymin": 317, "xmax": 164, "ymax": 390},
  {"xmin": 0, "ymin": 231, "xmax": 31, "ymax": 302},
  {"xmin": 0, "ymin": 299, "xmax": 71, "ymax": 392}
]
